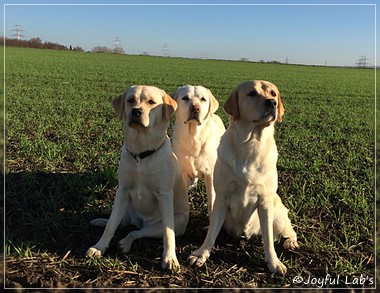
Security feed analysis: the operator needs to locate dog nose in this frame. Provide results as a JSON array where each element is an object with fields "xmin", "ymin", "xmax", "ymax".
[
  {"xmin": 132, "ymin": 108, "xmax": 143, "ymax": 117},
  {"xmin": 191, "ymin": 104, "xmax": 200, "ymax": 113},
  {"xmin": 265, "ymin": 99, "xmax": 277, "ymax": 108}
]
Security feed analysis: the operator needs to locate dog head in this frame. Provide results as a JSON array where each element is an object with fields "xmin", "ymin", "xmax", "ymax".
[
  {"xmin": 172, "ymin": 85, "xmax": 219, "ymax": 126},
  {"xmin": 112, "ymin": 85, "xmax": 177, "ymax": 128},
  {"xmin": 224, "ymin": 80, "xmax": 284, "ymax": 125}
]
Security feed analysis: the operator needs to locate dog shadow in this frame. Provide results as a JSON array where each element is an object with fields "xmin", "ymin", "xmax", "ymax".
[
  {"xmin": 5, "ymin": 170, "xmax": 207, "ymax": 267},
  {"xmin": 5, "ymin": 170, "xmax": 119, "ymax": 258}
]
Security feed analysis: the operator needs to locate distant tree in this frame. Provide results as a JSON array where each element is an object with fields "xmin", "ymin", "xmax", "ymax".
[
  {"xmin": 29, "ymin": 37, "xmax": 43, "ymax": 49},
  {"xmin": 5, "ymin": 38, "xmax": 26, "ymax": 47},
  {"xmin": 239, "ymin": 57, "xmax": 249, "ymax": 62},
  {"xmin": 73, "ymin": 46, "xmax": 84, "ymax": 52},
  {"xmin": 92, "ymin": 46, "xmax": 112, "ymax": 53},
  {"xmin": 44, "ymin": 41, "xmax": 67, "ymax": 50},
  {"xmin": 113, "ymin": 47, "xmax": 125, "ymax": 54}
]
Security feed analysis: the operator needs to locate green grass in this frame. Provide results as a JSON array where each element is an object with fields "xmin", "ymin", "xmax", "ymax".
[{"xmin": 4, "ymin": 46, "xmax": 375, "ymax": 288}]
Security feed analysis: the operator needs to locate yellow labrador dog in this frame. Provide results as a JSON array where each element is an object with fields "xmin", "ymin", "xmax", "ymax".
[
  {"xmin": 86, "ymin": 85, "xmax": 189, "ymax": 272},
  {"xmin": 172, "ymin": 85, "xmax": 225, "ymax": 216},
  {"xmin": 188, "ymin": 80, "xmax": 298, "ymax": 275}
]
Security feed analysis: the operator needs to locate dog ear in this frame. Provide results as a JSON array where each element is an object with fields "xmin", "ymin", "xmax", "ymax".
[
  {"xmin": 224, "ymin": 86, "xmax": 240, "ymax": 120},
  {"xmin": 171, "ymin": 88, "xmax": 180, "ymax": 101},
  {"xmin": 276, "ymin": 93, "xmax": 285, "ymax": 122},
  {"xmin": 207, "ymin": 89, "xmax": 219, "ymax": 114},
  {"xmin": 112, "ymin": 94, "xmax": 125, "ymax": 120},
  {"xmin": 162, "ymin": 93, "xmax": 177, "ymax": 121}
]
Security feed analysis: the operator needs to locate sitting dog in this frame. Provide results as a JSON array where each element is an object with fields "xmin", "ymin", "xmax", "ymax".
[
  {"xmin": 188, "ymin": 80, "xmax": 298, "ymax": 275},
  {"xmin": 172, "ymin": 85, "xmax": 225, "ymax": 216},
  {"xmin": 86, "ymin": 85, "xmax": 189, "ymax": 272}
]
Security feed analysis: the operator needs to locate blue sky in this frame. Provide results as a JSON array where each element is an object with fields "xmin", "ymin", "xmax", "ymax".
[{"xmin": 2, "ymin": 0, "xmax": 377, "ymax": 66}]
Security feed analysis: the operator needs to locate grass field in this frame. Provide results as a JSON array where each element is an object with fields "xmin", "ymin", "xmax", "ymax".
[{"xmin": 4, "ymin": 46, "xmax": 376, "ymax": 289}]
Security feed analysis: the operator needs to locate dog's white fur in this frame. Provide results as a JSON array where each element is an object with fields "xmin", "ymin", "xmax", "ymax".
[
  {"xmin": 86, "ymin": 85, "xmax": 189, "ymax": 272},
  {"xmin": 188, "ymin": 80, "xmax": 298, "ymax": 275},
  {"xmin": 172, "ymin": 85, "xmax": 225, "ymax": 216}
]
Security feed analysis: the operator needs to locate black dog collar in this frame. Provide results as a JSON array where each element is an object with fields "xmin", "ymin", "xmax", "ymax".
[
  {"xmin": 126, "ymin": 140, "xmax": 165, "ymax": 162},
  {"xmin": 130, "ymin": 149, "xmax": 156, "ymax": 161}
]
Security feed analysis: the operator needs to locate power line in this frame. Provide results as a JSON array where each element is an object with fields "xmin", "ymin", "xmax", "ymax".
[
  {"xmin": 11, "ymin": 24, "xmax": 26, "ymax": 40},
  {"xmin": 114, "ymin": 37, "xmax": 121, "ymax": 49},
  {"xmin": 355, "ymin": 56, "xmax": 369, "ymax": 68},
  {"xmin": 113, "ymin": 37, "xmax": 125, "ymax": 54},
  {"xmin": 162, "ymin": 43, "xmax": 168, "ymax": 57}
]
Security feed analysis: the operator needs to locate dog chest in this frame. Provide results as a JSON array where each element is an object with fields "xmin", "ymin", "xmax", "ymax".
[
  {"xmin": 118, "ymin": 166, "xmax": 174, "ymax": 217},
  {"xmin": 183, "ymin": 154, "xmax": 213, "ymax": 178},
  {"xmin": 223, "ymin": 181, "xmax": 260, "ymax": 234},
  {"xmin": 218, "ymin": 157, "xmax": 278, "ymax": 203},
  {"xmin": 128, "ymin": 179, "xmax": 157, "ymax": 208}
]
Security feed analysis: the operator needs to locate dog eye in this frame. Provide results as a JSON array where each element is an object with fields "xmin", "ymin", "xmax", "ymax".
[
  {"xmin": 201, "ymin": 97, "xmax": 207, "ymax": 102},
  {"xmin": 247, "ymin": 90, "xmax": 257, "ymax": 97},
  {"xmin": 181, "ymin": 96, "xmax": 190, "ymax": 101},
  {"xmin": 127, "ymin": 98, "xmax": 135, "ymax": 103},
  {"xmin": 270, "ymin": 90, "xmax": 277, "ymax": 97},
  {"xmin": 148, "ymin": 100, "xmax": 156, "ymax": 105}
]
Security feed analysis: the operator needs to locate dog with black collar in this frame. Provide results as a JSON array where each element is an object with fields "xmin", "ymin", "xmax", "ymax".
[{"xmin": 86, "ymin": 85, "xmax": 189, "ymax": 272}]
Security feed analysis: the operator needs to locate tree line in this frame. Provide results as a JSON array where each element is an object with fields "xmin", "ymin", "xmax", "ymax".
[
  {"xmin": 2, "ymin": 37, "xmax": 83, "ymax": 51},
  {"xmin": 2, "ymin": 37, "xmax": 125, "ymax": 54}
]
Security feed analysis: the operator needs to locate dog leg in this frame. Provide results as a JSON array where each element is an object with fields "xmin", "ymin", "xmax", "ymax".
[
  {"xmin": 204, "ymin": 174, "xmax": 216, "ymax": 218},
  {"xmin": 183, "ymin": 174, "xmax": 192, "ymax": 192},
  {"xmin": 157, "ymin": 191, "xmax": 181, "ymax": 271},
  {"xmin": 118, "ymin": 223, "xmax": 163, "ymax": 253},
  {"xmin": 188, "ymin": 197, "xmax": 228, "ymax": 267},
  {"xmin": 258, "ymin": 196, "xmax": 287, "ymax": 275},
  {"xmin": 86, "ymin": 188, "xmax": 128, "ymax": 258},
  {"xmin": 272, "ymin": 196, "xmax": 299, "ymax": 250},
  {"xmin": 89, "ymin": 218, "xmax": 109, "ymax": 227},
  {"xmin": 278, "ymin": 215, "xmax": 299, "ymax": 250}
]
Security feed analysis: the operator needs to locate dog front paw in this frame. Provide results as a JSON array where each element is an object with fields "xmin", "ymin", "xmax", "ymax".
[
  {"xmin": 119, "ymin": 234, "xmax": 134, "ymax": 254},
  {"xmin": 89, "ymin": 218, "xmax": 109, "ymax": 227},
  {"xmin": 86, "ymin": 247, "xmax": 103, "ymax": 258},
  {"xmin": 161, "ymin": 255, "xmax": 180, "ymax": 272},
  {"xmin": 283, "ymin": 237, "xmax": 299, "ymax": 250},
  {"xmin": 267, "ymin": 260, "xmax": 287, "ymax": 275},
  {"xmin": 188, "ymin": 249, "xmax": 210, "ymax": 267}
]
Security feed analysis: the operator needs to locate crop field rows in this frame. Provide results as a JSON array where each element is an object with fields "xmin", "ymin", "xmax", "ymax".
[{"xmin": 4, "ymin": 46, "xmax": 376, "ymax": 288}]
